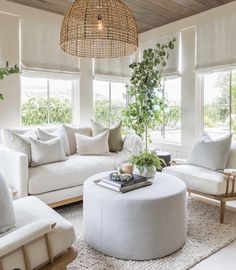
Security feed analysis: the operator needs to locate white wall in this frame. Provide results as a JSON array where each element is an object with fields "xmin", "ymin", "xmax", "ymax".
[{"xmin": 139, "ymin": 1, "xmax": 236, "ymax": 158}]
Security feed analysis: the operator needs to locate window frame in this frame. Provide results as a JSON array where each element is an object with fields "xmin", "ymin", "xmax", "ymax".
[
  {"xmin": 20, "ymin": 72, "xmax": 79, "ymax": 127},
  {"xmin": 93, "ymin": 77, "xmax": 129, "ymax": 127},
  {"xmin": 201, "ymin": 69, "xmax": 235, "ymax": 137}
]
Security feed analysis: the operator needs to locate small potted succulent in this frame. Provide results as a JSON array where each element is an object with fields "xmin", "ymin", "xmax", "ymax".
[{"xmin": 130, "ymin": 151, "xmax": 165, "ymax": 179}]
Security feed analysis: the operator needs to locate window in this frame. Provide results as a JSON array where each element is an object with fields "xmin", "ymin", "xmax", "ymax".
[
  {"xmin": 150, "ymin": 77, "xmax": 181, "ymax": 148},
  {"xmin": 21, "ymin": 76, "xmax": 77, "ymax": 127},
  {"xmin": 93, "ymin": 80, "xmax": 127, "ymax": 127},
  {"xmin": 203, "ymin": 70, "xmax": 236, "ymax": 140}
]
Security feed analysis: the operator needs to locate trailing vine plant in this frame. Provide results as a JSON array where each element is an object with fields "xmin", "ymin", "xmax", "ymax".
[
  {"xmin": 123, "ymin": 38, "xmax": 176, "ymax": 150},
  {"xmin": 0, "ymin": 62, "xmax": 19, "ymax": 100}
]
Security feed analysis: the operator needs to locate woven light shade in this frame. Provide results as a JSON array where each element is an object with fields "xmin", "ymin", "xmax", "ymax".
[{"xmin": 60, "ymin": 0, "xmax": 138, "ymax": 58}]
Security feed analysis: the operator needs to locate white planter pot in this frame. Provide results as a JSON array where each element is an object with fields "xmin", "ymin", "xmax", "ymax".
[{"xmin": 135, "ymin": 165, "xmax": 156, "ymax": 179}]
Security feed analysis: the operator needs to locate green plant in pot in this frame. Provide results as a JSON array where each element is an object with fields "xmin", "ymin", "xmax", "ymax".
[
  {"xmin": 130, "ymin": 151, "xmax": 165, "ymax": 179},
  {"xmin": 0, "ymin": 62, "xmax": 19, "ymax": 101},
  {"xmin": 123, "ymin": 38, "xmax": 176, "ymax": 150}
]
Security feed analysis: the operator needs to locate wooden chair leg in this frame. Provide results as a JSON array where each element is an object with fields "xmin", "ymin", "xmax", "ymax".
[{"xmin": 220, "ymin": 201, "xmax": 226, "ymax": 224}]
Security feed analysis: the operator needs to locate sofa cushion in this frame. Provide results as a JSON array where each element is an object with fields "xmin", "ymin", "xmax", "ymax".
[
  {"xmin": 90, "ymin": 120, "xmax": 123, "ymax": 152},
  {"xmin": 63, "ymin": 125, "xmax": 92, "ymax": 155},
  {"xmin": 9, "ymin": 196, "xmax": 75, "ymax": 268},
  {"xmin": 28, "ymin": 154, "xmax": 118, "ymax": 195},
  {"xmin": 75, "ymin": 131, "xmax": 110, "ymax": 155},
  {"xmin": 38, "ymin": 126, "xmax": 70, "ymax": 156},
  {"xmin": 163, "ymin": 165, "xmax": 234, "ymax": 195},
  {"xmin": 30, "ymin": 137, "xmax": 66, "ymax": 167},
  {"xmin": 226, "ymin": 142, "xmax": 236, "ymax": 168},
  {"xmin": 187, "ymin": 132, "xmax": 232, "ymax": 171}
]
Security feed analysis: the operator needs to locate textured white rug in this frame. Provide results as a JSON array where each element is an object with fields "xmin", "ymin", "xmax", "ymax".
[{"xmin": 57, "ymin": 198, "xmax": 236, "ymax": 270}]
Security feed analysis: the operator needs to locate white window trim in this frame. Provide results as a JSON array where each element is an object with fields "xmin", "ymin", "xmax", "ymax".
[{"xmin": 20, "ymin": 72, "xmax": 80, "ymax": 127}]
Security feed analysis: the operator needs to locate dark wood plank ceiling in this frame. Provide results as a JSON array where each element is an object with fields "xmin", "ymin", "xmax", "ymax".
[{"xmin": 7, "ymin": 0, "xmax": 235, "ymax": 33}]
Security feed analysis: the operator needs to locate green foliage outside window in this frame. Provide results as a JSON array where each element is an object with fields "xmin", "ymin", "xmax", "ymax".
[
  {"xmin": 22, "ymin": 97, "xmax": 72, "ymax": 126},
  {"xmin": 94, "ymin": 99, "xmax": 126, "ymax": 127}
]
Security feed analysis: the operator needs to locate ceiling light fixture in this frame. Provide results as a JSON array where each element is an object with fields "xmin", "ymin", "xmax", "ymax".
[{"xmin": 60, "ymin": 0, "xmax": 138, "ymax": 58}]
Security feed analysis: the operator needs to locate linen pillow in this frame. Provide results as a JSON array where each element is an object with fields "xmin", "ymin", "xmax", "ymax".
[
  {"xmin": 9, "ymin": 130, "xmax": 37, "ymax": 165},
  {"xmin": 75, "ymin": 130, "xmax": 110, "ymax": 155},
  {"xmin": 90, "ymin": 120, "xmax": 123, "ymax": 152},
  {"xmin": 30, "ymin": 137, "xmax": 66, "ymax": 167},
  {"xmin": 38, "ymin": 126, "xmax": 70, "ymax": 156},
  {"xmin": 187, "ymin": 132, "xmax": 232, "ymax": 171},
  {"xmin": 63, "ymin": 125, "xmax": 92, "ymax": 155},
  {"xmin": 0, "ymin": 173, "xmax": 16, "ymax": 234}
]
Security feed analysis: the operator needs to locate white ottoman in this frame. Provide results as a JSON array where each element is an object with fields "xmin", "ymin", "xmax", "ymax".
[{"xmin": 83, "ymin": 172, "xmax": 187, "ymax": 260}]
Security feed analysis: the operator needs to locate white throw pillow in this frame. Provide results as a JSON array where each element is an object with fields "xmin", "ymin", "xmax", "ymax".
[
  {"xmin": 10, "ymin": 130, "xmax": 37, "ymax": 165},
  {"xmin": 0, "ymin": 173, "xmax": 16, "ymax": 234},
  {"xmin": 30, "ymin": 137, "xmax": 66, "ymax": 167},
  {"xmin": 75, "ymin": 130, "xmax": 110, "ymax": 155},
  {"xmin": 38, "ymin": 126, "xmax": 70, "ymax": 156},
  {"xmin": 63, "ymin": 125, "xmax": 92, "ymax": 155},
  {"xmin": 187, "ymin": 132, "xmax": 232, "ymax": 171}
]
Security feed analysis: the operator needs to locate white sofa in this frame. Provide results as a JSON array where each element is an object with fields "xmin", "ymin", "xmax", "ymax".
[
  {"xmin": 0, "ymin": 126, "xmax": 141, "ymax": 207},
  {"xmin": 163, "ymin": 142, "xmax": 236, "ymax": 223}
]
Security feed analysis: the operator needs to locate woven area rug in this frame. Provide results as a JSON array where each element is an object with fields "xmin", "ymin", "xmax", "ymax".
[{"xmin": 57, "ymin": 198, "xmax": 236, "ymax": 270}]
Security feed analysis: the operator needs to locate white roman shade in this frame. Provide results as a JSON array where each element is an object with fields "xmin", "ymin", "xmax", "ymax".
[
  {"xmin": 139, "ymin": 32, "xmax": 180, "ymax": 76},
  {"xmin": 196, "ymin": 14, "xmax": 236, "ymax": 72},
  {"xmin": 20, "ymin": 17, "xmax": 80, "ymax": 74},
  {"xmin": 94, "ymin": 56, "xmax": 132, "ymax": 79}
]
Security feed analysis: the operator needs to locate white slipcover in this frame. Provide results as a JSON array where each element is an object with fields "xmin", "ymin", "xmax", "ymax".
[
  {"xmin": 163, "ymin": 165, "xmax": 235, "ymax": 195},
  {"xmin": 0, "ymin": 196, "xmax": 75, "ymax": 270}
]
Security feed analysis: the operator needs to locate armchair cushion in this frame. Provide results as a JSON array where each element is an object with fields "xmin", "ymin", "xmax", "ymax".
[
  {"xmin": 0, "ymin": 174, "xmax": 15, "ymax": 234},
  {"xmin": 187, "ymin": 132, "xmax": 232, "ymax": 171},
  {"xmin": 163, "ymin": 165, "xmax": 235, "ymax": 195}
]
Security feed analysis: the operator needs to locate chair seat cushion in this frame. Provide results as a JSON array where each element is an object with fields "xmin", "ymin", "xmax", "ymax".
[
  {"xmin": 28, "ymin": 154, "xmax": 118, "ymax": 195},
  {"xmin": 163, "ymin": 165, "xmax": 234, "ymax": 195},
  {"xmin": 0, "ymin": 196, "xmax": 75, "ymax": 269}
]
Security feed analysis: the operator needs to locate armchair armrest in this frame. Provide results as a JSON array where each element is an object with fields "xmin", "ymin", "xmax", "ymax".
[
  {"xmin": 0, "ymin": 219, "xmax": 53, "ymax": 257},
  {"xmin": 170, "ymin": 158, "xmax": 187, "ymax": 166},
  {"xmin": 0, "ymin": 145, "xmax": 28, "ymax": 198}
]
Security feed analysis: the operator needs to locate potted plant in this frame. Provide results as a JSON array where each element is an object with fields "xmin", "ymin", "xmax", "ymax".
[
  {"xmin": 0, "ymin": 62, "xmax": 19, "ymax": 101},
  {"xmin": 130, "ymin": 151, "xmax": 165, "ymax": 179},
  {"xmin": 123, "ymin": 38, "xmax": 176, "ymax": 150}
]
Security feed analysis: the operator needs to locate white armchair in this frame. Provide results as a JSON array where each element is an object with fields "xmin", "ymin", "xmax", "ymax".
[{"xmin": 0, "ymin": 196, "xmax": 77, "ymax": 270}]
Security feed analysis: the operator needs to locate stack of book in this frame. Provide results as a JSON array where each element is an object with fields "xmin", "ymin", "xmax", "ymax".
[{"xmin": 96, "ymin": 174, "xmax": 152, "ymax": 193}]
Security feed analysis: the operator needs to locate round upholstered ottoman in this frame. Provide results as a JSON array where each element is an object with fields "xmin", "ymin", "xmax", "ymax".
[{"xmin": 83, "ymin": 172, "xmax": 187, "ymax": 260}]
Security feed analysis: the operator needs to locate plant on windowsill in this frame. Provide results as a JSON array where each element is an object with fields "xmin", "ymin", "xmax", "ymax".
[
  {"xmin": 0, "ymin": 62, "xmax": 19, "ymax": 101},
  {"xmin": 123, "ymin": 38, "xmax": 176, "ymax": 150},
  {"xmin": 130, "ymin": 151, "xmax": 165, "ymax": 179}
]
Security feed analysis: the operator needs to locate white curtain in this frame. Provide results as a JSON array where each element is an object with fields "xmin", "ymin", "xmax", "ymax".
[
  {"xmin": 139, "ymin": 32, "xmax": 180, "ymax": 76},
  {"xmin": 20, "ymin": 17, "xmax": 80, "ymax": 73},
  {"xmin": 196, "ymin": 13, "xmax": 236, "ymax": 71},
  {"xmin": 94, "ymin": 56, "xmax": 132, "ymax": 78}
]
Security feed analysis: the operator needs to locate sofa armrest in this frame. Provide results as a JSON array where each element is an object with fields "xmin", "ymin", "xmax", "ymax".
[
  {"xmin": 0, "ymin": 145, "xmax": 28, "ymax": 198},
  {"xmin": 170, "ymin": 158, "xmax": 187, "ymax": 166},
  {"xmin": 0, "ymin": 219, "xmax": 53, "ymax": 257}
]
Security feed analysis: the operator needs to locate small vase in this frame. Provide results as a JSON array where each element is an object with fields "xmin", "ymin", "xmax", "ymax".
[{"xmin": 136, "ymin": 165, "xmax": 156, "ymax": 180}]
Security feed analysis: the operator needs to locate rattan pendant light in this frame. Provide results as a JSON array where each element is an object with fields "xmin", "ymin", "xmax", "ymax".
[{"xmin": 60, "ymin": 0, "xmax": 138, "ymax": 58}]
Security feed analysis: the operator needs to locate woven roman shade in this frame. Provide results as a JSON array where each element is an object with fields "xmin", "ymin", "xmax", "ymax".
[
  {"xmin": 196, "ymin": 14, "xmax": 236, "ymax": 72},
  {"xmin": 60, "ymin": 0, "xmax": 138, "ymax": 58}
]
